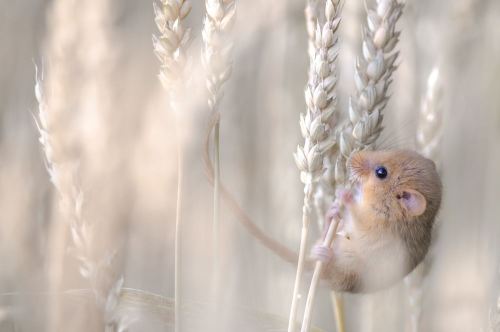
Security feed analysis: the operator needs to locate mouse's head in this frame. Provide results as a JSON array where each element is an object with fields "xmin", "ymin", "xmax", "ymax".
[{"xmin": 348, "ymin": 149, "xmax": 442, "ymax": 224}]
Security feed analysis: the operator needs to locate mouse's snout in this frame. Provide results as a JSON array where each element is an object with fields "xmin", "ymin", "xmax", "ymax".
[{"xmin": 348, "ymin": 151, "xmax": 370, "ymax": 182}]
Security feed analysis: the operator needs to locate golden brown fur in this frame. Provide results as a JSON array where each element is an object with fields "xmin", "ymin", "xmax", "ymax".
[{"xmin": 323, "ymin": 150, "xmax": 442, "ymax": 292}]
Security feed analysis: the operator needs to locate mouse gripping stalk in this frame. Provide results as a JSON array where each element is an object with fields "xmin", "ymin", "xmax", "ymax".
[{"xmin": 301, "ymin": 197, "xmax": 344, "ymax": 332}]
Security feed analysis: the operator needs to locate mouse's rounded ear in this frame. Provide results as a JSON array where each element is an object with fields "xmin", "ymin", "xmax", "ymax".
[{"xmin": 397, "ymin": 189, "xmax": 426, "ymax": 217}]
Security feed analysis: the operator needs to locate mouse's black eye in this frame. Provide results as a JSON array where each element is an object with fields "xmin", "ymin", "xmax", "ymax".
[{"xmin": 375, "ymin": 166, "xmax": 388, "ymax": 179}]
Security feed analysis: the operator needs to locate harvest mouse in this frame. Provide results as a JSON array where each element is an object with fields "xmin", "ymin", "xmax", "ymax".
[{"xmin": 312, "ymin": 149, "xmax": 442, "ymax": 292}]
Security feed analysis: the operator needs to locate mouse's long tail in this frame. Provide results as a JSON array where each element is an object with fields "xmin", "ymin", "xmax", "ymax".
[{"xmin": 203, "ymin": 111, "xmax": 299, "ymax": 265}]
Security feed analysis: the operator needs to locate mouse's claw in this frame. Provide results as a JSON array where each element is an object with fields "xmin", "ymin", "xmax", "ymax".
[{"xmin": 311, "ymin": 244, "xmax": 334, "ymax": 264}]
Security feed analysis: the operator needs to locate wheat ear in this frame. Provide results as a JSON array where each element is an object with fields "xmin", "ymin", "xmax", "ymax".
[
  {"xmin": 305, "ymin": 0, "xmax": 321, "ymax": 79},
  {"xmin": 35, "ymin": 71, "xmax": 125, "ymax": 331},
  {"xmin": 335, "ymin": 0, "xmax": 404, "ymax": 182},
  {"xmin": 301, "ymin": 1, "xmax": 404, "ymax": 331},
  {"xmin": 202, "ymin": 0, "xmax": 236, "ymax": 295},
  {"xmin": 153, "ymin": 1, "xmax": 192, "ymax": 331},
  {"xmin": 288, "ymin": 1, "xmax": 341, "ymax": 331},
  {"xmin": 38, "ymin": 1, "xmax": 83, "ymax": 327},
  {"xmin": 416, "ymin": 67, "xmax": 443, "ymax": 163},
  {"xmin": 38, "ymin": 0, "xmax": 129, "ymax": 328},
  {"xmin": 305, "ymin": 1, "xmax": 346, "ymax": 331}
]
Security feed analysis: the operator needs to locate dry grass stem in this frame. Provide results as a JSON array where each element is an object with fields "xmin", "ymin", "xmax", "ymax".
[{"xmin": 153, "ymin": 1, "xmax": 193, "ymax": 331}]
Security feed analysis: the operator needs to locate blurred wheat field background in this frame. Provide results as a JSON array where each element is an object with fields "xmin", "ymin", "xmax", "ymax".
[{"xmin": 0, "ymin": 0, "xmax": 500, "ymax": 331}]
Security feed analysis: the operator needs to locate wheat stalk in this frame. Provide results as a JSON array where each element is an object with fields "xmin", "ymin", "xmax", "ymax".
[
  {"xmin": 202, "ymin": 0, "xmax": 236, "ymax": 298},
  {"xmin": 301, "ymin": 218, "xmax": 340, "ymax": 332},
  {"xmin": 288, "ymin": 1, "xmax": 341, "ymax": 331},
  {"xmin": 153, "ymin": 1, "xmax": 192, "ymax": 331}
]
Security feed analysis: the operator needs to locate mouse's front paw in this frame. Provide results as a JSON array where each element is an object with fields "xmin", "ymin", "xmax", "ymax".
[
  {"xmin": 336, "ymin": 188, "xmax": 353, "ymax": 205},
  {"xmin": 311, "ymin": 244, "xmax": 333, "ymax": 264},
  {"xmin": 326, "ymin": 202, "xmax": 341, "ymax": 222}
]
